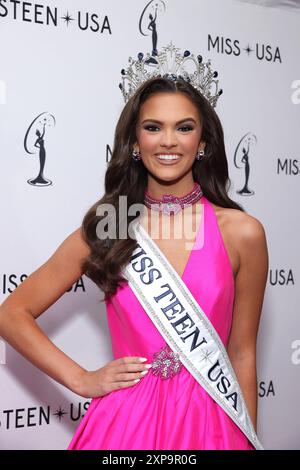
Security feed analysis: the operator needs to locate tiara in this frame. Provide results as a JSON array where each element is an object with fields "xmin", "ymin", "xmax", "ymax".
[{"xmin": 119, "ymin": 42, "xmax": 223, "ymax": 108}]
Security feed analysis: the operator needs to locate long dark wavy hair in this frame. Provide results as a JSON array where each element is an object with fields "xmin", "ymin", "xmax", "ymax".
[{"xmin": 81, "ymin": 77, "xmax": 245, "ymax": 302}]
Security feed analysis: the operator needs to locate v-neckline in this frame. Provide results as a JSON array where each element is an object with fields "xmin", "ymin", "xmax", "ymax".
[{"xmin": 138, "ymin": 196, "xmax": 206, "ymax": 280}]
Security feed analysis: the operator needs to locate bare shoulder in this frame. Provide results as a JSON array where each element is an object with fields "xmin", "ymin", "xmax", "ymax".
[
  {"xmin": 47, "ymin": 226, "xmax": 91, "ymax": 270},
  {"xmin": 211, "ymin": 202, "xmax": 266, "ymax": 241},
  {"xmin": 210, "ymin": 202, "xmax": 267, "ymax": 275}
]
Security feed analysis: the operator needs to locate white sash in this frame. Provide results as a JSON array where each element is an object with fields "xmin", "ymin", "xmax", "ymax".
[{"xmin": 122, "ymin": 220, "xmax": 263, "ymax": 450}]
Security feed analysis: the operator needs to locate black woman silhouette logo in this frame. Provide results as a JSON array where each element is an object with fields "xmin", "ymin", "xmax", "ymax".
[
  {"xmin": 234, "ymin": 133, "xmax": 257, "ymax": 196},
  {"xmin": 139, "ymin": 0, "xmax": 166, "ymax": 65},
  {"xmin": 24, "ymin": 112, "xmax": 56, "ymax": 186}
]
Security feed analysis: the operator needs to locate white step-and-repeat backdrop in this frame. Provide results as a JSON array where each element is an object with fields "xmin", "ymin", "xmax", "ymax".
[{"xmin": 0, "ymin": 0, "xmax": 299, "ymax": 450}]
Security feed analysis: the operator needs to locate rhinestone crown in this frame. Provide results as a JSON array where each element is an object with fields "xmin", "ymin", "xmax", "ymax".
[{"xmin": 119, "ymin": 42, "xmax": 222, "ymax": 108}]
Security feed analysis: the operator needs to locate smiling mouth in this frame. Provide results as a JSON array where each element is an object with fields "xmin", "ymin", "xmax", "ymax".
[{"xmin": 155, "ymin": 154, "xmax": 182, "ymax": 162}]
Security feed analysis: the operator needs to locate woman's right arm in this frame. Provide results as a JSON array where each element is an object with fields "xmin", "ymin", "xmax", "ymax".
[
  {"xmin": 0, "ymin": 228, "xmax": 151, "ymax": 397},
  {"xmin": 0, "ymin": 227, "xmax": 92, "ymax": 395}
]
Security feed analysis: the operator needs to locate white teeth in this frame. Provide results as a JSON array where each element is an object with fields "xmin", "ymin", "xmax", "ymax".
[{"xmin": 157, "ymin": 154, "xmax": 181, "ymax": 160}]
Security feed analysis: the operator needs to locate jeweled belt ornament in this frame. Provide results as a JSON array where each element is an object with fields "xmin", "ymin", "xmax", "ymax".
[{"xmin": 151, "ymin": 344, "xmax": 183, "ymax": 379}]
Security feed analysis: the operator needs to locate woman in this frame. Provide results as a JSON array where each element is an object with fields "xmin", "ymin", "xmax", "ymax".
[
  {"xmin": 148, "ymin": 11, "xmax": 158, "ymax": 56},
  {"xmin": 0, "ymin": 76, "xmax": 268, "ymax": 450},
  {"xmin": 32, "ymin": 123, "xmax": 47, "ymax": 185}
]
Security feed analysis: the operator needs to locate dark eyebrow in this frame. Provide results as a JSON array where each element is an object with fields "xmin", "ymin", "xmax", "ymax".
[{"xmin": 141, "ymin": 118, "xmax": 197, "ymax": 125}]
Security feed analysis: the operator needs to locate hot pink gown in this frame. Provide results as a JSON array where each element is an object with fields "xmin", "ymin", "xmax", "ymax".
[{"xmin": 68, "ymin": 196, "xmax": 255, "ymax": 450}]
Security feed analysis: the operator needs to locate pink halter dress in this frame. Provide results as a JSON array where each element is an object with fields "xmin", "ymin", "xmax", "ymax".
[{"xmin": 68, "ymin": 195, "xmax": 255, "ymax": 450}]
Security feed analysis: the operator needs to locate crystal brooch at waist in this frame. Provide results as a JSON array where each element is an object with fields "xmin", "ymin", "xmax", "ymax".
[{"xmin": 151, "ymin": 344, "xmax": 183, "ymax": 379}]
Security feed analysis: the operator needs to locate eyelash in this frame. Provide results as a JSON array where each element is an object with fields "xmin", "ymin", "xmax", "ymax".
[{"xmin": 143, "ymin": 125, "xmax": 194, "ymax": 132}]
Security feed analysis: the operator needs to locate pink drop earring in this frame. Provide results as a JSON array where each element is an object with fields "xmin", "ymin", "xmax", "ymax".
[
  {"xmin": 132, "ymin": 150, "xmax": 141, "ymax": 161},
  {"xmin": 196, "ymin": 149, "xmax": 205, "ymax": 161}
]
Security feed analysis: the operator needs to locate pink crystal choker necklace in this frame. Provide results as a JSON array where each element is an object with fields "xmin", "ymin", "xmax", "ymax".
[{"xmin": 144, "ymin": 182, "xmax": 203, "ymax": 216}]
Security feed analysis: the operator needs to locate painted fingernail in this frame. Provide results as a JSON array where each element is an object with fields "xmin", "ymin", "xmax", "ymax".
[
  {"xmin": 140, "ymin": 370, "xmax": 149, "ymax": 375},
  {"xmin": 134, "ymin": 379, "xmax": 140, "ymax": 383},
  {"xmin": 138, "ymin": 358, "xmax": 148, "ymax": 362}
]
